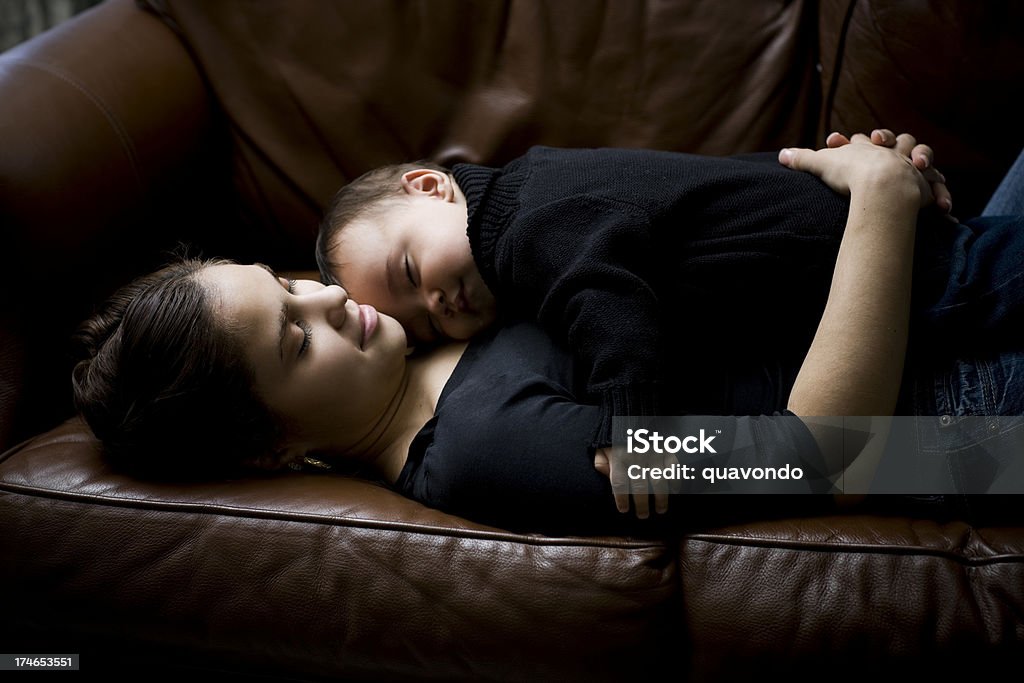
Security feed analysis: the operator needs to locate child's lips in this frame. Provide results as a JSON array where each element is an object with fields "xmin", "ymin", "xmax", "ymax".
[{"xmin": 453, "ymin": 283, "xmax": 474, "ymax": 315}]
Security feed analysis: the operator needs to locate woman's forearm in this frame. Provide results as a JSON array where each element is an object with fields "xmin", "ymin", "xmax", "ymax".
[{"xmin": 787, "ymin": 179, "xmax": 919, "ymax": 417}]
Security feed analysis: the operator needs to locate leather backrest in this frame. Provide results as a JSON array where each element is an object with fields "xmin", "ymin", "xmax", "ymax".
[
  {"xmin": 819, "ymin": 0, "xmax": 1024, "ymax": 218},
  {"xmin": 141, "ymin": 0, "xmax": 820, "ymax": 246}
]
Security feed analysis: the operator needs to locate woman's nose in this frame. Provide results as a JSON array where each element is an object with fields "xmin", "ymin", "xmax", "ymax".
[{"xmin": 319, "ymin": 285, "xmax": 349, "ymax": 328}]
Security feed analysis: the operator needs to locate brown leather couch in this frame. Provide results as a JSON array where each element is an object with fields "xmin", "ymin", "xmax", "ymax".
[{"xmin": 3, "ymin": 1, "xmax": 1024, "ymax": 679}]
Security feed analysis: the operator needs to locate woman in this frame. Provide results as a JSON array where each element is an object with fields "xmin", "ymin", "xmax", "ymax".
[{"xmin": 71, "ymin": 133, "xmax": 1022, "ymax": 535}]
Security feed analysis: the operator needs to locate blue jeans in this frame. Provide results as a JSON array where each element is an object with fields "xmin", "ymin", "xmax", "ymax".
[
  {"xmin": 905, "ymin": 145, "xmax": 1024, "ymax": 413},
  {"xmin": 896, "ymin": 147, "xmax": 1024, "ymax": 508},
  {"xmin": 909, "ymin": 145, "xmax": 1024, "ymax": 348},
  {"xmin": 913, "ymin": 214, "xmax": 1024, "ymax": 348},
  {"xmin": 982, "ymin": 146, "xmax": 1024, "ymax": 217},
  {"xmin": 897, "ymin": 349, "xmax": 1024, "ymax": 503}
]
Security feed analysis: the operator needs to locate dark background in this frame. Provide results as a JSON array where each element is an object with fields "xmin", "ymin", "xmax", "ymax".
[{"xmin": 0, "ymin": 0, "xmax": 101, "ymax": 52}]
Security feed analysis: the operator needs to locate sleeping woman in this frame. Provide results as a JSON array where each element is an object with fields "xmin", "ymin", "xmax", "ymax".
[{"xmin": 70, "ymin": 134, "xmax": 1024, "ymax": 536}]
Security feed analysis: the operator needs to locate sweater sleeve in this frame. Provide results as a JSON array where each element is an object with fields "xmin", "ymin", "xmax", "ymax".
[{"xmin": 495, "ymin": 195, "xmax": 665, "ymax": 447}]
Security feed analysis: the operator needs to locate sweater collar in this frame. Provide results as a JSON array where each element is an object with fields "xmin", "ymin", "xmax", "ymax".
[{"xmin": 452, "ymin": 161, "xmax": 525, "ymax": 292}]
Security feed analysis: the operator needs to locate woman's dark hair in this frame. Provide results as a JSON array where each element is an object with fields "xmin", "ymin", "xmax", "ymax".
[{"xmin": 71, "ymin": 258, "xmax": 283, "ymax": 481}]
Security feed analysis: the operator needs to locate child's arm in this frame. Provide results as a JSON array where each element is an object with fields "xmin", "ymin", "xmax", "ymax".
[
  {"xmin": 507, "ymin": 197, "xmax": 666, "ymax": 445},
  {"xmin": 509, "ymin": 203, "xmax": 684, "ymax": 519}
]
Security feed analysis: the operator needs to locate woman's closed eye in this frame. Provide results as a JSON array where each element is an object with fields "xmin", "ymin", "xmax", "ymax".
[
  {"xmin": 285, "ymin": 279, "xmax": 312, "ymax": 357},
  {"xmin": 297, "ymin": 319, "xmax": 313, "ymax": 356}
]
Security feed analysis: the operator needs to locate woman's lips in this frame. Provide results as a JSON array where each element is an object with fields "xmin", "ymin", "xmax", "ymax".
[{"xmin": 359, "ymin": 304, "xmax": 378, "ymax": 348}]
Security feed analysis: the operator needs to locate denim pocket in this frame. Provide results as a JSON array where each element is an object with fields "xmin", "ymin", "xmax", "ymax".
[{"xmin": 911, "ymin": 351, "xmax": 1024, "ymax": 493}]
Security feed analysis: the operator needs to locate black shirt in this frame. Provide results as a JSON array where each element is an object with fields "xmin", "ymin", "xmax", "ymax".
[
  {"xmin": 453, "ymin": 146, "xmax": 851, "ymax": 447},
  {"xmin": 395, "ymin": 323, "xmax": 825, "ymax": 536}
]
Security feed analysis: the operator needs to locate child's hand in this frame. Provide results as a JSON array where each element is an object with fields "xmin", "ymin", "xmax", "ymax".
[
  {"xmin": 779, "ymin": 134, "xmax": 934, "ymax": 210},
  {"xmin": 594, "ymin": 446, "xmax": 670, "ymax": 518},
  {"xmin": 825, "ymin": 129, "xmax": 954, "ymax": 218}
]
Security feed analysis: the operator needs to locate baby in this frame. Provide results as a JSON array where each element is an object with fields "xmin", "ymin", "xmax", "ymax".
[{"xmin": 315, "ymin": 134, "xmax": 952, "ymax": 454}]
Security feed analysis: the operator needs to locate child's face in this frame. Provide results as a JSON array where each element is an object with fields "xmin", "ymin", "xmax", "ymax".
[{"xmin": 331, "ymin": 181, "xmax": 497, "ymax": 345}]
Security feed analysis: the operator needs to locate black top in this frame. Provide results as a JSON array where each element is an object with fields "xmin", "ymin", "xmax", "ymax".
[
  {"xmin": 453, "ymin": 146, "xmax": 851, "ymax": 447},
  {"xmin": 394, "ymin": 323, "xmax": 825, "ymax": 537}
]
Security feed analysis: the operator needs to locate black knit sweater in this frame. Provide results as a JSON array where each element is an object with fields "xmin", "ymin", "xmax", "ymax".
[{"xmin": 453, "ymin": 146, "xmax": 851, "ymax": 446}]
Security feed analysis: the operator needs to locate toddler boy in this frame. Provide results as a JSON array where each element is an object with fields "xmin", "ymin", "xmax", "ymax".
[{"xmin": 314, "ymin": 143, "xmax": 906, "ymax": 447}]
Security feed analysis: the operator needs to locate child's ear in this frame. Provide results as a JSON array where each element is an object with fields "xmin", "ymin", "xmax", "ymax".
[{"xmin": 400, "ymin": 169, "xmax": 453, "ymax": 200}]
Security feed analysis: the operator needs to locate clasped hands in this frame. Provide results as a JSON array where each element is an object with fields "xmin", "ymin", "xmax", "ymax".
[
  {"xmin": 783, "ymin": 129, "xmax": 955, "ymax": 219},
  {"xmin": 595, "ymin": 128, "xmax": 955, "ymax": 519}
]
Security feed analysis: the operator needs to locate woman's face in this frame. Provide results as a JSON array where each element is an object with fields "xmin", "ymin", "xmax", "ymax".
[{"xmin": 199, "ymin": 263, "xmax": 409, "ymax": 456}]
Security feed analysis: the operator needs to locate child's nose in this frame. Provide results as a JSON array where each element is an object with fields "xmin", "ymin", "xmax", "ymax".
[{"xmin": 426, "ymin": 288, "xmax": 450, "ymax": 318}]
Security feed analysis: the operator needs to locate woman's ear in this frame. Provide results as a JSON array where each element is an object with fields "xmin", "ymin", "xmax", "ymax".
[{"xmin": 400, "ymin": 169, "xmax": 453, "ymax": 200}]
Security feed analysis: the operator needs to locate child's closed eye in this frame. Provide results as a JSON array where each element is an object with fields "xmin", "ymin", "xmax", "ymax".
[{"xmin": 404, "ymin": 254, "xmax": 418, "ymax": 288}]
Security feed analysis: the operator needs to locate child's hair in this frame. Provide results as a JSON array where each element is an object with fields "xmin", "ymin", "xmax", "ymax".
[
  {"xmin": 316, "ymin": 160, "xmax": 452, "ymax": 286},
  {"xmin": 71, "ymin": 257, "xmax": 284, "ymax": 481}
]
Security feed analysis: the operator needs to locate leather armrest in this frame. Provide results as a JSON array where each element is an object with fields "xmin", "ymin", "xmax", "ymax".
[
  {"xmin": 0, "ymin": 0, "xmax": 219, "ymax": 450},
  {"xmin": 0, "ymin": 0, "xmax": 214, "ymax": 261}
]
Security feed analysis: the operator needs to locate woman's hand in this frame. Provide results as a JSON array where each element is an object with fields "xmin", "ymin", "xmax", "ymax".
[
  {"xmin": 779, "ymin": 134, "xmax": 934, "ymax": 212},
  {"xmin": 826, "ymin": 128, "xmax": 954, "ymax": 218}
]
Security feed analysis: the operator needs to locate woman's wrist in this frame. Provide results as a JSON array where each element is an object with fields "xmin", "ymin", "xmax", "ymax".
[{"xmin": 849, "ymin": 161, "xmax": 926, "ymax": 213}]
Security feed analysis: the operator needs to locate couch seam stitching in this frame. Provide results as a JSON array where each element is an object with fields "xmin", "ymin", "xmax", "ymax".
[{"xmin": 4, "ymin": 58, "xmax": 144, "ymax": 193}]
